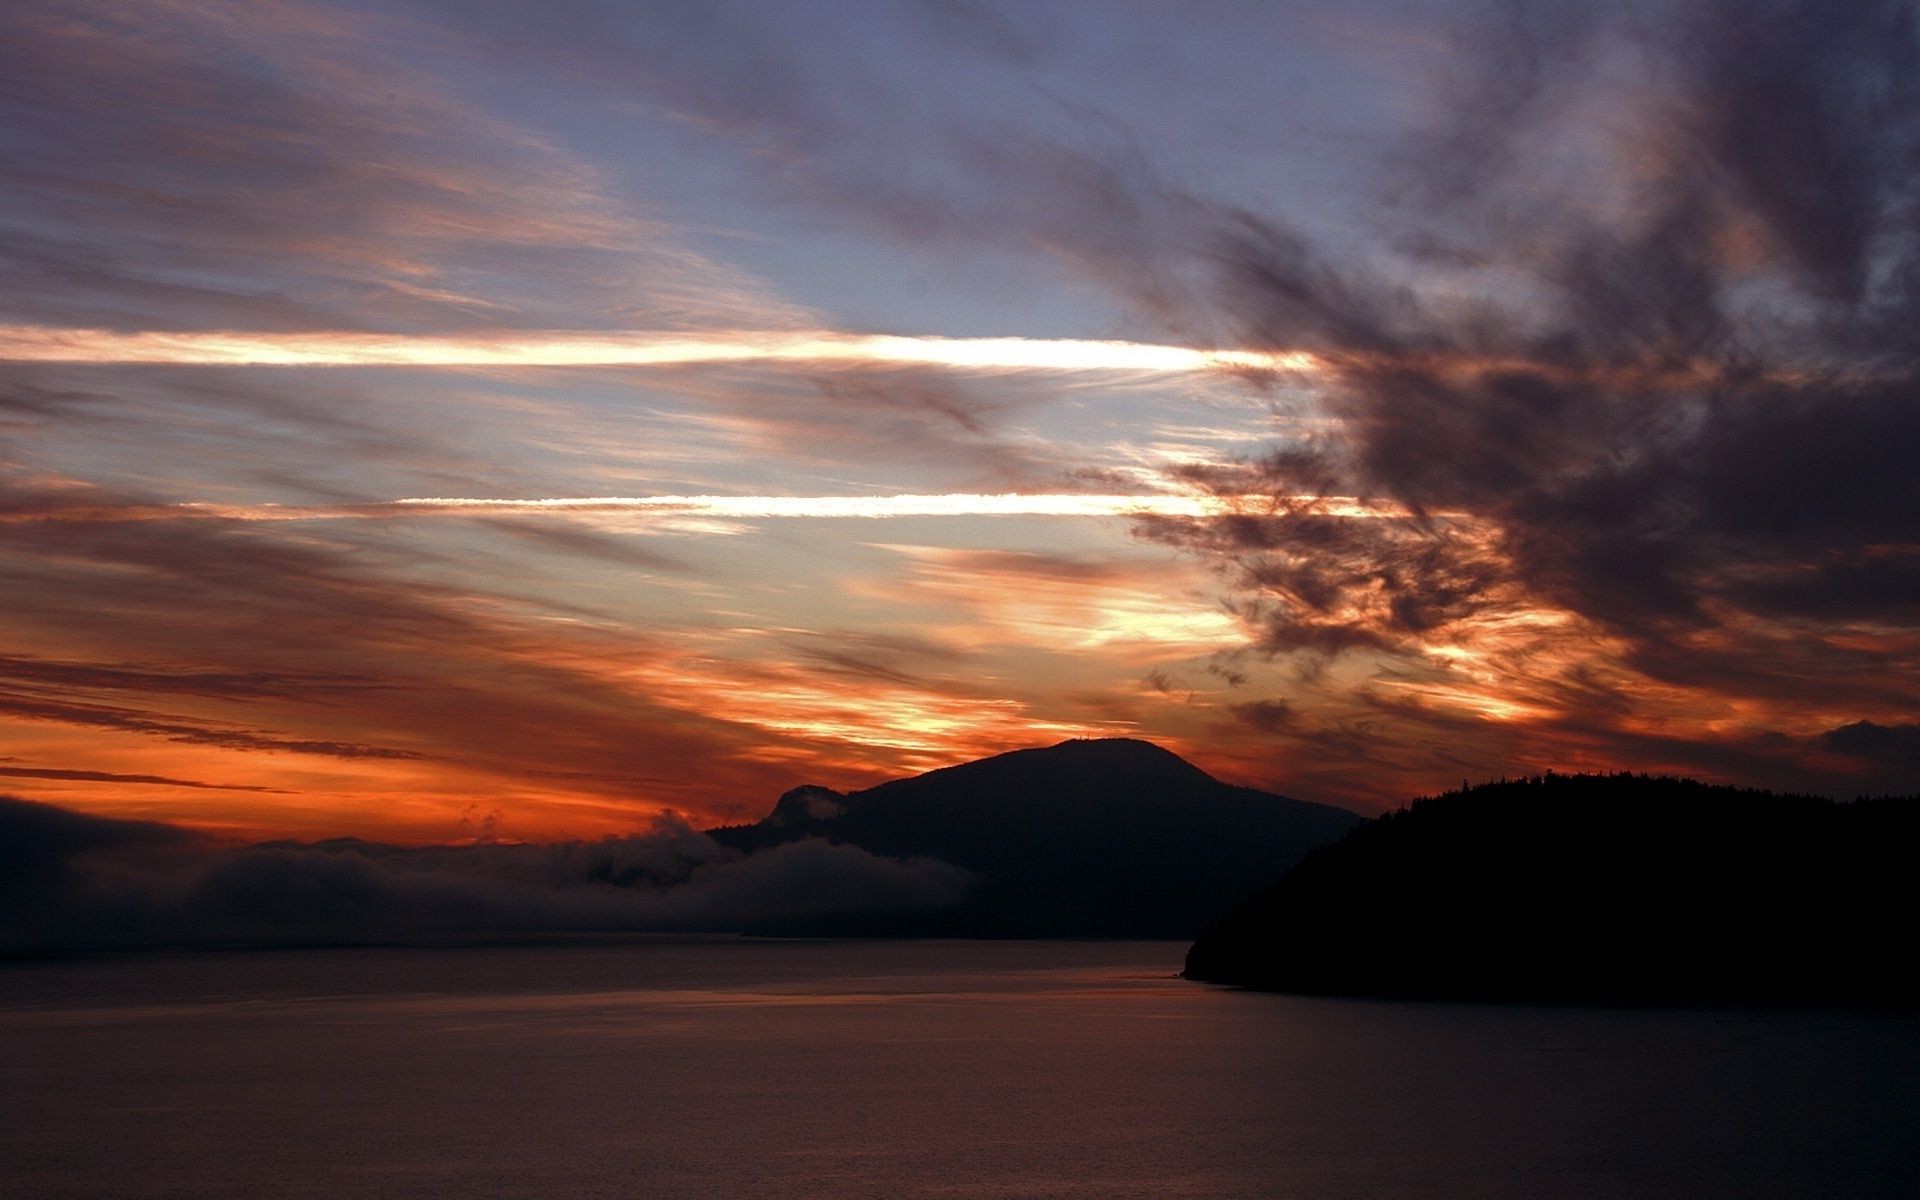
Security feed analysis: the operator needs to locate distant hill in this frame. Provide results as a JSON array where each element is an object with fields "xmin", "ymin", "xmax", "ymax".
[
  {"xmin": 1184, "ymin": 774, "xmax": 1920, "ymax": 1003},
  {"xmin": 710, "ymin": 737, "xmax": 1361, "ymax": 937}
]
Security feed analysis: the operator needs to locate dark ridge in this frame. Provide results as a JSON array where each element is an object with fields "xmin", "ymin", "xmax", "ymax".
[
  {"xmin": 709, "ymin": 737, "xmax": 1360, "ymax": 938},
  {"xmin": 1183, "ymin": 773, "xmax": 1920, "ymax": 1004}
]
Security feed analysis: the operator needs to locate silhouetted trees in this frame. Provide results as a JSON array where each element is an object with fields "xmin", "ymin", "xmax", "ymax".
[{"xmin": 1184, "ymin": 774, "xmax": 1919, "ymax": 1003}]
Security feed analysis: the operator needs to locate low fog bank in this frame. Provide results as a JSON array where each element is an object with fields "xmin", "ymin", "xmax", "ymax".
[{"xmin": 0, "ymin": 795, "xmax": 972, "ymax": 953}]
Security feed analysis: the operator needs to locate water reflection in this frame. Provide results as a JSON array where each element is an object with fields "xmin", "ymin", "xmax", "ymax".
[{"xmin": 2, "ymin": 940, "xmax": 1914, "ymax": 1198}]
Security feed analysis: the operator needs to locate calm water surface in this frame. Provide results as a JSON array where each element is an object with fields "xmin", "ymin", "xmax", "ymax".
[{"xmin": 2, "ymin": 939, "xmax": 1915, "ymax": 1199}]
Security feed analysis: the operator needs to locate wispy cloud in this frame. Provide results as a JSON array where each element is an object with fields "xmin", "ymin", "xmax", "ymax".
[
  {"xmin": 0, "ymin": 473, "xmax": 831, "ymax": 836},
  {"xmin": 0, "ymin": 688, "xmax": 425, "ymax": 760},
  {"xmin": 0, "ymin": 1, "xmax": 798, "ymax": 334},
  {"xmin": 3, "ymin": 469, "xmax": 1239, "ymax": 836},
  {"xmin": 858, "ymin": 544, "xmax": 1244, "ymax": 655},
  {"xmin": 0, "ymin": 762, "xmax": 289, "ymax": 793}
]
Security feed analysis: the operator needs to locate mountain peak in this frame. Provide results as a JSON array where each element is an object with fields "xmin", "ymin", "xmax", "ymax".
[
  {"xmin": 768, "ymin": 784, "xmax": 848, "ymax": 827},
  {"xmin": 1037, "ymin": 736, "xmax": 1208, "ymax": 769},
  {"xmin": 933, "ymin": 736, "xmax": 1218, "ymax": 790},
  {"xmin": 711, "ymin": 735, "xmax": 1360, "ymax": 937}
]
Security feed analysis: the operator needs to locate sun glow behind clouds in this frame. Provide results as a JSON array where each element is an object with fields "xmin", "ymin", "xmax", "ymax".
[{"xmin": 0, "ymin": 326, "xmax": 1315, "ymax": 373}]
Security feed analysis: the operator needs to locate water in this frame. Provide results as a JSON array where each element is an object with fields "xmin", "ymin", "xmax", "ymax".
[{"xmin": 2, "ymin": 939, "xmax": 1914, "ymax": 1198}]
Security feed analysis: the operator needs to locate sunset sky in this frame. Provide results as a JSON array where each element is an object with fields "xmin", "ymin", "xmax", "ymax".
[{"xmin": 3, "ymin": 0, "xmax": 1916, "ymax": 842}]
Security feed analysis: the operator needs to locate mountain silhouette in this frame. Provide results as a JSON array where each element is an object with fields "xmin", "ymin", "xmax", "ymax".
[
  {"xmin": 710, "ymin": 737, "xmax": 1360, "ymax": 937},
  {"xmin": 1184, "ymin": 773, "xmax": 1920, "ymax": 1003}
]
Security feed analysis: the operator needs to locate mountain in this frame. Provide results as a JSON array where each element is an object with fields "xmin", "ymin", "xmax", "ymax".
[
  {"xmin": 709, "ymin": 737, "xmax": 1361, "ymax": 937},
  {"xmin": 1184, "ymin": 773, "xmax": 1920, "ymax": 1003}
]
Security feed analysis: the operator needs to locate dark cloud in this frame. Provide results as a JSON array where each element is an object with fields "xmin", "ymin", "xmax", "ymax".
[
  {"xmin": 0, "ymin": 376, "xmax": 118, "ymax": 424},
  {"xmin": 0, "ymin": 653, "xmax": 387, "ymax": 700},
  {"xmin": 1821, "ymin": 722, "xmax": 1920, "ymax": 771},
  {"xmin": 0, "ymin": 794, "xmax": 201, "ymax": 888},
  {"xmin": 1228, "ymin": 698, "xmax": 1297, "ymax": 733},
  {"xmin": 0, "ymin": 762, "xmax": 289, "ymax": 793},
  {"xmin": 1107, "ymin": 0, "xmax": 1920, "ymax": 795},
  {"xmin": 788, "ymin": 630, "xmax": 969, "ymax": 691},
  {"xmin": 0, "ymin": 638, "xmax": 426, "ymax": 760},
  {"xmin": 0, "ymin": 796, "xmax": 971, "ymax": 953},
  {"xmin": 0, "ymin": 689, "xmax": 425, "ymax": 760}
]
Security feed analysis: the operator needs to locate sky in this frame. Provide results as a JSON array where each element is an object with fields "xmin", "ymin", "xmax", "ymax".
[{"xmin": 2, "ymin": 0, "xmax": 1917, "ymax": 843}]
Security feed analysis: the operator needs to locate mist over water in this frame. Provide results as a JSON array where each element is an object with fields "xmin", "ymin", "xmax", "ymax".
[{"xmin": 2, "ymin": 940, "xmax": 1914, "ymax": 1199}]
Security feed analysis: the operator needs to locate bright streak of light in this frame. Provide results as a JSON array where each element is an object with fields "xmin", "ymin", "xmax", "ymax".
[
  {"xmin": 387, "ymin": 493, "xmax": 1327, "ymax": 519},
  {"xmin": 0, "ymin": 326, "xmax": 1317, "ymax": 373},
  {"xmin": 0, "ymin": 493, "xmax": 1415, "ymax": 524}
]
